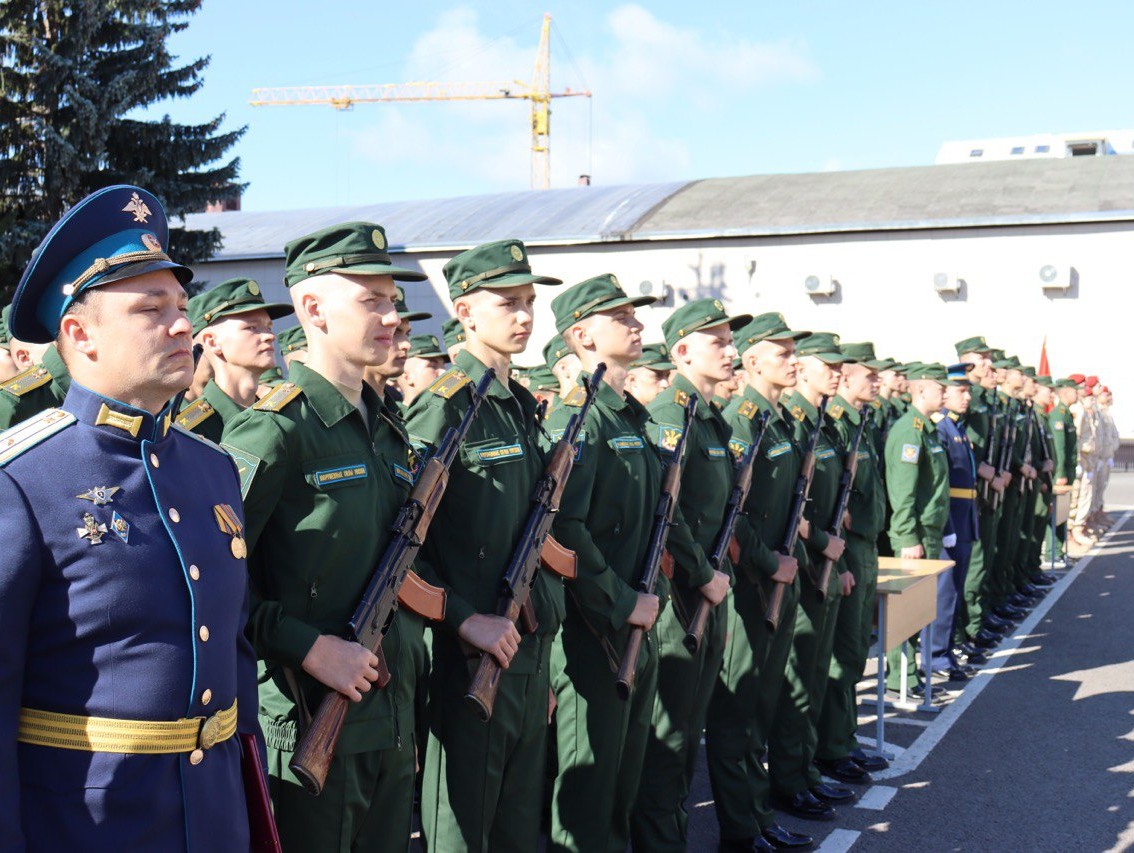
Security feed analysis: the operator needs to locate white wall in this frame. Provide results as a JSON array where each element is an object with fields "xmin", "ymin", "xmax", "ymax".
[{"xmin": 195, "ymin": 219, "xmax": 1134, "ymax": 436}]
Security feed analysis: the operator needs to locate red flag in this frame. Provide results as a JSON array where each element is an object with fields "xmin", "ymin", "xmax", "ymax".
[{"xmin": 1038, "ymin": 337, "xmax": 1050, "ymax": 377}]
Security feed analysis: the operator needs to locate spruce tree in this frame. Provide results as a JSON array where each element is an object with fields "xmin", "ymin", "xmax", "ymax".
[{"xmin": 0, "ymin": 1, "xmax": 244, "ymax": 302}]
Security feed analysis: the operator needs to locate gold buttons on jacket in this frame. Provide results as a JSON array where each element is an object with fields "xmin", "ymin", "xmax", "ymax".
[
  {"xmin": 150, "ymin": 453, "xmax": 160, "ymax": 467},
  {"xmin": 201, "ymin": 688, "xmax": 213, "ymax": 706},
  {"xmin": 189, "ymin": 749, "xmax": 204, "ymax": 765},
  {"xmin": 169, "ymin": 508, "xmax": 181, "ymax": 523},
  {"xmin": 189, "ymin": 565, "xmax": 200, "ymax": 581},
  {"xmin": 198, "ymin": 625, "xmax": 210, "ymax": 642}
]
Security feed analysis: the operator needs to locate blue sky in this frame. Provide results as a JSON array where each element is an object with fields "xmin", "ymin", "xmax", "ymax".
[{"xmin": 160, "ymin": 1, "xmax": 1134, "ymax": 211}]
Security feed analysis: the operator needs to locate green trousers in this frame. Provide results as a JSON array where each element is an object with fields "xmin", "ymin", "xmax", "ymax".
[
  {"xmin": 269, "ymin": 739, "xmax": 415, "ymax": 853},
  {"xmin": 421, "ymin": 638, "xmax": 552, "ymax": 853},
  {"xmin": 550, "ymin": 618, "xmax": 658, "ymax": 853},
  {"xmin": 993, "ymin": 486, "xmax": 1024, "ymax": 605},
  {"xmin": 961, "ymin": 503, "xmax": 996, "ymax": 640},
  {"xmin": 768, "ymin": 564, "xmax": 842, "ymax": 796},
  {"xmin": 630, "ymin": 589, "xmax": 728, "ymax": 852},
  {"xmin": 705, "ymin": 577, "xmax": 799, "ymax": 838},
  {"xmin": 816, "ymin": 535, "xmax": 878, "ymax": 761}
]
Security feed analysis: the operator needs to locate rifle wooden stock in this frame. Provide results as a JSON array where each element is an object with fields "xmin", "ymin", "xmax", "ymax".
[
  {"xmin": 684, "ymin": 599, "xmax": 711, "ymax": 654},
  {"xmin": 615, "ymin": 628, "xmax": 645, "ymax": 701},
  {"xmin": 290, "ymin": 690, "xmax": 349, "ymax": 796},
  {"xmin": 465, "ymin": 595, "xmax": 525, "ymax": 722},
  {"xmin": 765, "ymin": 582, "xmax": 788, "ymax": 633}
]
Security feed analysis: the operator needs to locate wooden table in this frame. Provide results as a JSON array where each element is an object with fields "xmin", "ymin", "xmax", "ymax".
[{"xmin": 870, "ymin": 557, "xmax": 954, "ymax": 759}]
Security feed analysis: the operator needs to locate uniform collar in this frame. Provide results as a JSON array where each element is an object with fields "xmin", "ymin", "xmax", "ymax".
[
  {"xmin": 578, "ymin": 369, "xmax": 630, "ymax": 413},
  {"xmin": 456, "ymin": 348, "xmax": 541, "ymax": 419},
  {"xmin": 742, "ymin": 384, "xmax": 781, "ymax": 420},
  {"xmin": 202, "ymin": 379, "xmax": 246, "ymax": 422},
  {"xmin": 784, "ymin": 389, "xmax": 821, "ymax": 425},
  {"xmin": 288, "ymin": 361, "xmax": 381, "ymax": 432},
  {"xmin": 671, "ymin": 372, "xmax": 714, "ymax": 419},
  {"xmin": 63, "ymin": 381, "xmax": 174, "ymax": 444},
  {"xmin": 832, "ymin": 394, "xmax": 862, "ymax": 425}
]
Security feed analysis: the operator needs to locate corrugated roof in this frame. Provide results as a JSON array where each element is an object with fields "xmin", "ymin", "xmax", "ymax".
[
  {"xmin": 185, "ymin": 157, "xmax": 1134, "ymax": 261},
  {"xmin": 183, "ymin": 181, "xmax": 689, "ymax": 260}
]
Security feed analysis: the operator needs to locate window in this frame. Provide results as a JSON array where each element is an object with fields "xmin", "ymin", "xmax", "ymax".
[
  {"xmin": 1011, "ymin": 146, "xmax": 1025, "ymax": 155},
  {"xmin": 969, "ymin": 149, "xmax": 984, "ymax": 157},
  {"xmin": 1036, "ymin": 145, "xmax": 1050, "ymax": 153}
]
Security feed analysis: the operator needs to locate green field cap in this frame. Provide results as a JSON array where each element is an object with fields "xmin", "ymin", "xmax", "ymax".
[
  {"xmin": 276, "ymin": 324, "xmax": 308, "ymax": 355},
  {"xmin": 955, "ymin": 336, "xmax": 991, "ymax": 356},
  {"xmin": 733, "ymin": 312, "xmax": 809, "ymax": 356},
  {"xmin": 796, "ymin": 332, "xmax": 854, "ymax": 365},
  {"xmin": 442, "ymin": 316, "xmax": 466, "ymax": 350},
  {"xmin": 396, "ymin": 285, "xmax": 432, "ymax": 321},
  {"xmin": 905, "ymin": 362, "xmax": 948, "ymax": 382},
  {"xmin": 840, "ymin": 341, "xmax": 893, "ymax": 370},
  {"xmin": 1021, "ymin": 365, "xmax": 1037, "ymax": 378},
  {"xmin": 632, "ymin": 342, "xmax": 677, "ymax": 371},
  {"xmin": 188, "ymin": 277, "xmax": 294, "ymax": 336},
  {"xmin": 551, "ymin": 274, "xmax": 655, "ymax": 334},
  {"xmin": 1036, "ymin": 375, "xmax": 1055, "ymax": 388},
  {"xmin": 527, "ymin": 365, "xmax": 559, "ymax": 391},
  {"xmin": 443, "ymin": 239, "xmax": 562, "ymax": 300},
  {"xmin": 284, "ymin": 222, "xmax": 427, "ymax": 288},
  {"xmin": 543, "ymin": 333, "xmax": 572, "ymax": 368},
  {"xmin": 406, "ymin": 333, "xmax": 447, "ymax": 359},
  {"xmin": 1055, "ymin": 378, "xmax": 1079, "ymax": 389},
  {"xmin": 259, "ymin": 366, "xmax": 284, "ymax": 386},
  {"xmin": 995, "ymin": 355, "xmax": 1022, "ymax": 370},
  {"xmin": 661, "ymin": 297, "xmax": 751, "ymax": 348}
]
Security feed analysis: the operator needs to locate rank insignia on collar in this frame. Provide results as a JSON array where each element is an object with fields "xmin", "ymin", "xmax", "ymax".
[
  {"xmin": 111, "ymin": 511, "xmax": 130, "ymax": 544},
  {"xmin": 77, "ymin": 512, "xmax": 107, "ymax": 545},
  {"xmin": 673, "ymin": 389, "xmax": 689, "ymax": 406},
  {"xmin": 912, "ymin": 416, "xmax": 924, "ymax": 431},
  {"xmin": 214, "ymin": 503, "xmax": 247, "ymax": 559},
  {"xmin": 77, "ymin": 485, "xmax": 120, "ymax": 506}
]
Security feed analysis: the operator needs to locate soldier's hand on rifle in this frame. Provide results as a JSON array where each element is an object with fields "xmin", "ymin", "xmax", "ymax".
[
  {"xmin": 458, "ymin": 614, "xmax": 522, "ymax": 669},
  {"xmin": 842, "ymin": 512, "xmax": 853, "ymax": 531},
  {"xmin": 1043, "ymin": 459, "xmax": 1055, "ymax": 474},
  {"xmin": 798, "ymin": 518, "xmax": 811, "ymax": 540},
  {"xmin": 901, "ymin": 544, "xmax": 925, "ymax": 559},
  {"xmin": 840, "ymin": 571, "xmax": 855, "ymax": 597},
  {"xmin": 1021, "ymin": 463, "xmax": 1037, "ymax": 479},
  {"xmin": 977, "ymin": 462, "xmax": 996, "ymax": 481},
  {"xmin": 302, "ymin": 635, "xmax": 383, "ymax": 702},
  {"xmin": 822, "ymin": 535, "xmax": 846, "ymax": 561},
  {"xmin": 771, "ymin": 553, "xmax": 798, "ymax": 584},
  {"xmin": 700, "ymin": 570, "xmax": 731, "ymax": 606},
  {"xmin": 1000, "ymin": 471, "xmax": 1013, "ymax": 489},
  {"xmin": 628, "ymin": 592, "xmax": 660, "ymax": 630}
]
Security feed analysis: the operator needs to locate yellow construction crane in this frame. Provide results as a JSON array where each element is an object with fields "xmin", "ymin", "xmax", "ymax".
[{"xmin": 249, "ymin": 14, "xmax": 590, "ymax": 190}]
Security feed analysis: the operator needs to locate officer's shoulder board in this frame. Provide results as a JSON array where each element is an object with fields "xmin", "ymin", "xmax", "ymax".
[
  {"xmin": 561, "ymin": 384, "xmax": 587, "ymax": 408},
  {"xmin": 828, "ymin": 403, "xmax": 845, "ymax": 420},
  {"xmin": 253, "ymin": 381, "xmax": 303, "ymax": 412},
  {"xmin": 738, "ymin": 399, "xmax": 759, "ymax": 420},
  {"xmin": 175, "ymin": 397, "xmax": 216, "ymax": 430},
  {"xmin": 0, "ymin": 408, "xmax": 76, "ymax": 466},
  {"xmin": 0, "ymin": 364, "xmax": 52, "ymax": 398},
  {"xmin": 427, "ymin": 368, "xmax": 471, "ymax": 400},
  {"xmin": 912, "ymin": 416, "xmax": 924, "ymax": 431},
  {"xmin": 790, "ymin": 404, "xmax": 805, "ymax": 422},
  {"xmin": 871, "ymin": 399, "xmax": 883, "ymax": 410},
  {"xmin": 930, "ymin": 412, "xmax": 945, "ymax": 424}
]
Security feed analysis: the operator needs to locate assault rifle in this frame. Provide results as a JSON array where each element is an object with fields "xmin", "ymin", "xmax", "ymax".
[
  {"xmin": 464, "ymin": 366, "xmax": 606, "ymax": 721},
  {"xmin": 979, "ymin": 393, "xmax": 1001, "ymax": 506},
  {"xmin": 1018, "ymin": 400, "xmax": 1036, "ymax": 497},
  {"xmin": 289, "ymin": 370, "xmax": 494, "ymax": 795},
  {"xmin": 816, "ymin": 404, "xmax": 869, "ymax": 601},
  {"xmin": 765, "ymin": 396, "xmax": 827, "ymax": 631},
  {"xmin": 683, "ymin": 410, "xmax": 770, "ymax": 654},
  {"xmin": 991, "ymin": 398, "xmax": 1018, "ymax": 512},
  {"xmin": 615, "ymin": 396, "xmax": 697, "ymax": 700}
]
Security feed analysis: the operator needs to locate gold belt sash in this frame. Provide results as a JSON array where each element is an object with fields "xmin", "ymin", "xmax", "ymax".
[
  {"xmin": 949, "ymin": 487, "xmax": 977, "ymax": 500},
  {"xmin": 17, "ymin": 700, "xmax": 237, "ymax": 754}
]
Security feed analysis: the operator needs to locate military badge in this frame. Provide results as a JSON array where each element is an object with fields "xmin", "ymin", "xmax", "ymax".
[
  {"xmin": 372, "ymin": 229, "xmax": 387, "ymax": 250},
  {"xmin": 141, "ymin": 232, "xmax": 162, "ymax": 252},
  {"xmin": 900, "ymin": 443, "xmax": 920, "ymax": 463},
  {"xmin": 213, "ymin": 503, "xmax": 247, "ymax": 559},
  {"xmin": 77, "ymin": 485, "xmax": 120, "ymax": 506},
  {"xmin": 122, "ymin": 191, "xmax": 152, "ymax": 223},
  {"xmin": 510, "ymin": 244, "xmax": 524, "ymax": 262},
  {"xmin": 658, "ymin": 425, "xmax": 683, "ymax": 451},
  {"xmin": 77, "ymin": 512, "xmax": 108, "ymax": 545},
  {"xmin": 912, "ymin": 417, "xmax": 924, "ymax": 431},
  {"xmin": 1054, "ymin": 421, "xmax": 1064, "ymax": 431},
  {"xmin": 729, "ymin": 438, "xmax": 749, "ymax": 460},
  {"xmin": 111, "ymin": 511, "xmax": 130, "ymax": 544}
]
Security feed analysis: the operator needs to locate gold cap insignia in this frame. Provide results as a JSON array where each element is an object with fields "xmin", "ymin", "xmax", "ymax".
[
  {"xmin": 141, "ymin": 233, "xmax": 162, "ymax": 252},
  {"xmin": 122, "ymin": 191, "xmax": 152, "ymax": 224},
  {"xmin": 714, "ymin": 300, "xmax": 724, "ymax": 311},
  {"xmin": 510, "ymin": 244, "xmax": 524, "ymax": 262},
  {"xmin": 611, "ymin": 274, "xmax": 620, "ymax": 288},
  {"xmin": 372, "ymin": 229, "xmax": 387, "ymax": 250},
  {"xmin": 248, "ymin": 281, "xmax": 260, "ymax": 296}
]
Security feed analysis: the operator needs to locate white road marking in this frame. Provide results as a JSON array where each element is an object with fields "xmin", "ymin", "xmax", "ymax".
[
  {"xmin": 872, "ymin": 511, "xmax": 1132, "ymax": 781},
  {"xmin": 817, "ymin": 828, "xmax": 862, "ymax": 852},
  {"xmin": 854, "ymin": 784, "xmax": 898, "ymax": 811}
]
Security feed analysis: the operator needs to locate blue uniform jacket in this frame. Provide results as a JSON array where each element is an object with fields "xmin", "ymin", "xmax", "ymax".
[
  {"xmin": 0, "ymin": 383, "xmax": 261, "ymax": 852},
  {"xmin": 937, "ymin": 410, "xmax": 979, "ymax": 546}
]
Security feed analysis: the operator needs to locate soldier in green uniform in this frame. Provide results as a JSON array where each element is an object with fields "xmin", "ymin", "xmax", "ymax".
[
  {"xmin": 525, "ymin": 364, "xmax": 560, "ymax": 407},
  {"xmin": 276, "ymin": 324, "xmax": 308, "ymax": 372},
  {"xmin": 815, "ymin": 342, "xmax": 893, "ymax": 780},
  {"xmin": 545, "ymin": 274, "xmax": 667, "ymax": 853},
  {"xmin": 364, "ymin": 285, "xmax": 432, "ymax": 411},
  {"xmin": 0, "ymin": 306, "xmax": 17, "ymax": 382},
  {"xmin": 1048, "ymin": 378, "xmax": 1080, "ymax": 566},
  {"xmin": 768, "ymin": 333, "xmax": 855, "ymax": 819},
  {"xmin": 0, "ymin": 334, "xmax": 71, "ymax": 429},
  {"xmin": 175, "ymin": 278, "xmax": 293, "ymax": 442},
  {"xmin": 1030, "ymin": 378, "xmax": 1060, "ymax": 571},
  {"xmin": 883, "ymin": 363, "xmax": 954, "ymax": 695},
  {"xmin": 404, "ymin": 239, "xmax": 563, "ymax": 853},
  {"xmin": 396, "ymin": 333, "xmax": 450, "ymax": 407},
  {"xmin": 625, "ymin": 342, "xmax": 675, "ymax": 406},
  {"xmin": 221, "ymin": 222, "xmax": 429, "ymax": 853},
  {"xmin": 544, "ymin": 332, "xmax": 581, "ymax": 405},
  {"xmin": 443, "ymin": 315, "xmax": 468, "ymax": 360},
  {"xmin": 630, "ymin": 299, "xmax": 745, "ymax": 852},
  {"xmin": 707, "ymin": 312, "xmax": 813, "ymax": 853}
]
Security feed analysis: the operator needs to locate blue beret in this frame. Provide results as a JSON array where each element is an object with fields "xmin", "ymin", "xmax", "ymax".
[{"xmin": 10, "ymin": 185, "xmax": 193, "ymax": 343}]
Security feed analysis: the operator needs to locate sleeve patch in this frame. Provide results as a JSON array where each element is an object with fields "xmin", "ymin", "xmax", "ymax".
[
  {"xmin": 1054, "ymin": 421, "xmax": 1064, "ymax": 430},
  {"xmin": 656, "ymin": 423, "xmax": 684, "ymax": 452},
  {"xmin": 900, "ymin": 443, "xmax": 920, "ymax": 463},
  {"xmin": 729, "ymin": 438, "xmax": 750, "ymax": 459},
  {"xmin": 220, "ymin": 443, "xmax": 262, "ymax": 498}
]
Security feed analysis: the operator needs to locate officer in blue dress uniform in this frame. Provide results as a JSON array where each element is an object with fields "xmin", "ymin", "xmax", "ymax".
[
  {"xmin": 0, "ymin": 185, "xmax": 263, "ymax": 851},
  {"xmin": 927, "ymin": 363, "xmax": 981, "ymax": 681}
]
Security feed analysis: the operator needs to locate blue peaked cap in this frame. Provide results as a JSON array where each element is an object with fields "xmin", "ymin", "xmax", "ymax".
[{"xmin": 10, "ymin": 185, "xmax": 193, "ymax": 343}]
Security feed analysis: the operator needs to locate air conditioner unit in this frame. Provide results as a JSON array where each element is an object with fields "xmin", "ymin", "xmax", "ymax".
[
  {"xmin": 638, "ymin": 279, "xmax": 674, "ymax": 306},
  {"xmin": 804, "ymin": 275, "xmax": 837, "ymax": 297},
  {"xmin": 1039, "ymin": 264, "xmax": 1073, "ymax": 292},
  {"xmin": 933, "ymin": 273, "xmax": 962, "ymax": 294}
]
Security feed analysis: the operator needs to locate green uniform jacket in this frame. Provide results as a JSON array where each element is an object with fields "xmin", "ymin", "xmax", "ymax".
[
  {"xmin": 828, "ymin": 396, "xmax": 887, "ymax": 539},
  {"xmin": 0, "ymin": 344, "xmax": 71, "ymax": 429},
  {"xmin": 548, "ymin": 373, "xmax": 667, "ymax": 641},
  {"xmin": 646, "ymin": 375, "xmax": 731, "ymax": 605},
  {"xmin": 1049, "ymin": 402, "xmax": 1078, "ymax": 482},
  {"xmin": 724, "ymin": 386, "xmax": 803, "ymax": 580},
  {"xmin": 783, "ymin": 391, "xmax": 844, "ymax": 571},
  {"xmin": 175, "ymin": 379, "xmax": 245, "ymax": 443},
  {"xmin": 884, "ymin": 407, "xmax": 951, "ymax": 555},
  {"xmin": 221, "ymin": 362, "xmax": 422, "ymax": 754},
  {"xmin": 966, "ymin": 385, "xmax": 992, "ymax": 459},
  {"xmin": 405, "ymin": 350, "xmax": 562, "ymax": 671}
]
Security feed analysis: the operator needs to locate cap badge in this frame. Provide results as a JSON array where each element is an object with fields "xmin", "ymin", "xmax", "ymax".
[
  {"xmin": 714, "ymin": 300, "xmax": 724, "ymax": 311},
  {"xmin": 122, "ymin": 191, "xmax": 152, "ymax": 224},
  {"xmin": 372, "ymin": 229, "xmax": 387, "ymax": 250},
  {"xmin": 248, "ymin": 281, "xmax": 260, "ymax": 296},
  {"xmin": 141, "ymin": 233, "xmax": 162, "ymax": 252},
  {"xmin": 510, "ymin": 244, "xmax": 524, "ymax": 262}
]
